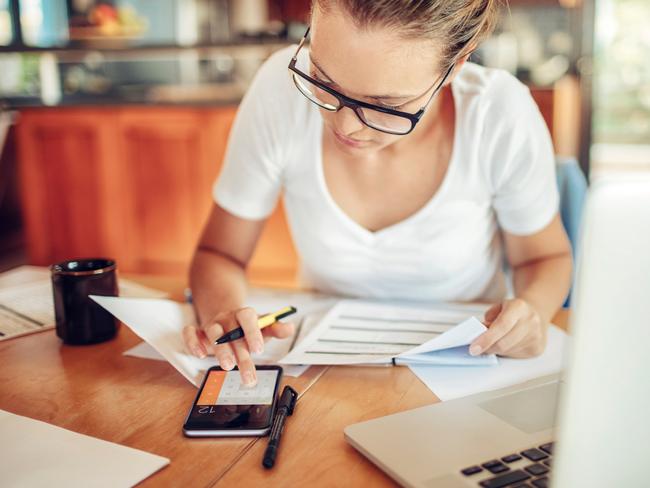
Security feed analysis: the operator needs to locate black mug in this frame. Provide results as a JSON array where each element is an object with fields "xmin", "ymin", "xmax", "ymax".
[{"xmin": 51, "ymin": 258, "xmax": 120, "ymax": 345}]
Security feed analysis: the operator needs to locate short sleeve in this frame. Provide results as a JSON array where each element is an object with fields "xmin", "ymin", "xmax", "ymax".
[
  {"xmin": 485, "ymin": 74, "xmax": 559, "ymax": 235},
  {"xmin": 213, "ymin": 47, "xmax": 295, "ymax": 220}
]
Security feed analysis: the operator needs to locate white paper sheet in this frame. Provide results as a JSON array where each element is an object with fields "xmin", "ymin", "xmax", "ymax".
[
  {"xmin": 280, "ymin": 300, "xmax": 497, "ymax": 366},
  {"xmin": 408, "ymin": 325, "xmax": 569, "ymax": 401},
  {"xmin": 0, "ymin": 270, "xmax": 167, "ymax": 342},
  {"xmin": 0, "ymin": 409, "xmax": 169, "ymax": 487},
  {"xmin": 94, "ymin": 290, "xmax": 336, "ymax": 386},
  {"xmin": 0, "ymin": 265, "xmax": 50, "ymax": 287},
  {"xmin": 122, "ymin": 340, "xmax": 310, "ymax": 379},
  {"xmin": 122, "ymin": 341, "xmax": 167, "ymax": 361}
]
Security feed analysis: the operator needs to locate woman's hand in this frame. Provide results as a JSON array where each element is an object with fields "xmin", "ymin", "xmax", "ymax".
[
  {"xmin": 182, "ymin": 308, "xmax": 295, "ymax": 386},
  {"xmin": 469, "ymin": 298, "xmax": 548, "ymax": 358}
]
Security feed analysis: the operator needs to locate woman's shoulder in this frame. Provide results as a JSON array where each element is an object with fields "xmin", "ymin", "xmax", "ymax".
[
  {"xmin": 247, "ymin": 45, "xmax": 305, "ymax": 101},
  {"xmin": 454, "ymin": 61, "xmax": 530, "ymax": 99},
  {"xmin": 453, "ymin": 62, "xmax": 536, "ymax": 122},
  {"xmin": 241, "ymin": 45, "xmax": 316, "ymax": 127},
  {"xmin": 253, "ymin": 45, "xmax": 295, "ymax": 83},
  {"xmin": 452, "ymin": 63, "xmax": 554, "ymax": 190}
]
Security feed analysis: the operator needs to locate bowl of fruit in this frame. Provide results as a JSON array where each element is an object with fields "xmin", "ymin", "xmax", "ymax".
[{"xmin": 69, "ymin": 3, "xmax": 148, "ymax": 47}]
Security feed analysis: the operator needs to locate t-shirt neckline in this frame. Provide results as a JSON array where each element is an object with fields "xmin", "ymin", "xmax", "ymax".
[{"xmin": 314, "ymin": 79, "xmax": 461, "ymax": 241}]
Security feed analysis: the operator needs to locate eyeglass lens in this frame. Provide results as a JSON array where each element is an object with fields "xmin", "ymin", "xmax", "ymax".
[{"xmin": 292, "ymin": 73, "xmax": 413, "ymax": 134}]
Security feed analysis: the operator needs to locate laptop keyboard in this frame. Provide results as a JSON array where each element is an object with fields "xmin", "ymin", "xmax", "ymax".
[{"xmin": 461, "ymin": 442, "xmax": 553, "ymax": 488}]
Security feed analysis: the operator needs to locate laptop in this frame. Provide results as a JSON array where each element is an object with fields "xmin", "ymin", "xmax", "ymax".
[{"xmin": 344, "ymin": 176, "xmax": 650, "ymax": 488}]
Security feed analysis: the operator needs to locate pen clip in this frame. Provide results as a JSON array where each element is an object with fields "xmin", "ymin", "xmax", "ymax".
[{"xmin": 278, "ymin": 385, "xmax": 298, "ymax": 415}]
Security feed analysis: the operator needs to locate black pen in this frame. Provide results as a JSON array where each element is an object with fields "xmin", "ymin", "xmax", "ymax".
[{"xmin": 262, "ymin": 385, "xmax": 298, "ymax": 469}]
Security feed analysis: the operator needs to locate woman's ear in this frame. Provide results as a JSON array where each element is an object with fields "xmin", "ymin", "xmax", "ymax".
[
  {"xmin": 445, "ymin": 49, "xmax": 475, "ymax": 85},
  {"xmin": 455, "ymin": 52, "xmax": 473, "ymax": 71}
]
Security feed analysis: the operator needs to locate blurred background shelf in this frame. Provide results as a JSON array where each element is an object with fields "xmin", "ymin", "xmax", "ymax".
[
  {"xmin": 3, "ymin": 0, "xmax": 648, "ymax": 278},
  {"xmin": 0, "ymin": 0, "xmax": 588, "ymax": 278}
]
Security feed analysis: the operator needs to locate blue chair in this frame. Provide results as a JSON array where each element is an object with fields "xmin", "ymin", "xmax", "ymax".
[{"xmin": 555, "ymin": 156, "xmax": 588, "ymax": 306}]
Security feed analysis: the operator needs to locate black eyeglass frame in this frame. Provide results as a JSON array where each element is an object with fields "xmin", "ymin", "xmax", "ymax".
[{"xmin": 288, "ymin": 27, "xmax": 455, "ymax": 136}]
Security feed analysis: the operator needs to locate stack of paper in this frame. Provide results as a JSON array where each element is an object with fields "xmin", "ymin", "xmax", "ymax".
[
  {"xmin": 93, "ymin": 292, "xmax": 567, "ymax": 403},
  {"xmin": 93, "ymin": 295, "xmax": 499, "ymax": 386},
  {"xmin": 279, "ymin": 300, "xmax": 498, "ymax": 366},
  {"xmin": 92, "ymin": 289, "xmax": 338, "ymax": 386}
]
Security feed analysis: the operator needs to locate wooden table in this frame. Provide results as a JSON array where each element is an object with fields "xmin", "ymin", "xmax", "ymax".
[{"xmin": 0, "ymin": 275, "xmax": 568, "ymax": 487}]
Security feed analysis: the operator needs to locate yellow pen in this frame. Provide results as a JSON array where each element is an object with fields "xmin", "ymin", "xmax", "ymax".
[{"xmin": 214, "ymin": 306, "xmax": 297, "ymax": 345}]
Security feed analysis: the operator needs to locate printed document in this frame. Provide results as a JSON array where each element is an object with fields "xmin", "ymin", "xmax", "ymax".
[{"xmin": 279, "ymin": 300, "xmax": 498, "ymax": 366}]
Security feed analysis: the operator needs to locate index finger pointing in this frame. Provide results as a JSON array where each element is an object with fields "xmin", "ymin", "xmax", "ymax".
[{"xmin": 202, "ymin": 322, "xmax": 236, "ymax": 370}]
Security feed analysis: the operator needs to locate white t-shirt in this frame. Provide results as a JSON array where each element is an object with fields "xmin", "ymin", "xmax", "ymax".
[{"xmin": 214, "ymin": 46, "xmax": 559, "ymax": 303}]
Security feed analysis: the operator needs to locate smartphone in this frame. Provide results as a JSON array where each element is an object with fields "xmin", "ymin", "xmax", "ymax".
[{"xmin": 183, "ymin": 365, "xmax": 283, "ymax": 437}]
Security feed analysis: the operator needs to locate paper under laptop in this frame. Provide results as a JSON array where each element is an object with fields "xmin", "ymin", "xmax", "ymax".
[
  {"xmin": 279, "ymin": 299, "xmax": 498, "ymax": 366},
  {"xmin": 408, "ymin": 324, "xmax": 568, "ymax": 401}
]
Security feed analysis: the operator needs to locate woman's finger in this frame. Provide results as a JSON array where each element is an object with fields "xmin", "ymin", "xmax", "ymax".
[
  {"xmin": 196, "ymin": 328, "xmax": 215, "ymax": 355},
  {"xmin": 470, "ymin": 302, "xmax": 521, "ymax": 355},
  {"xmin": 230, "ymin": 338, "xmax": 257, "ymax": 386},
  {"xmin": 202, "ymin": 321, "xmax": 236, "ymax": 370},
  {"xmin": 235, "ymin": 307, "xmax": 265, "ymax": 355},
  {"xmin": 182, "ymin": 325, "xmax": 208, "ymax": 358},
  {"xmin": 261, "ymin": 321, "xmax": 296, "ymax": 339},
  {"xmin": 505, "ymin": 323, "xmax": 548, "ymax": 358},
  {"xmin": 485, "ymin": 322, "xmax": 528, "ymax": 356},
  {"xmin": 484, "ymin": 303, "xmax": 502, "ymax": 325}
]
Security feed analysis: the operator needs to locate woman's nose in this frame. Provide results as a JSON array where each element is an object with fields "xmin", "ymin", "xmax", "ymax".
[{"xmin": 334, "ymin": 106, "xmax": 365, "ymax": 136}]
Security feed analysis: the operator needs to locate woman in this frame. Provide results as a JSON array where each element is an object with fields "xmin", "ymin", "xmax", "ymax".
[{"xmin": 184, "ymin": 0, "xmax": 573, "ymax": 386}]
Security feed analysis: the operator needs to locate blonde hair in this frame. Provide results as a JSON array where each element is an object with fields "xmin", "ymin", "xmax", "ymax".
[{"xmin": 314, "ymin": 0, "xmax": 500, "ymax": 70}]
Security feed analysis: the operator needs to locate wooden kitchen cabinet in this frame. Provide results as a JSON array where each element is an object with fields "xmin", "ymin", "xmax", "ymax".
[
  {"xmin": 16, "ymin": 108, "xmax": 122, "ymax": 265},
  {"xmin": 15, "ymin": 106, "xmax": 298, "ymax": 281},
  {"xmin": 115, "ymin": 108, "xmax": 232, "ymax": 274}
]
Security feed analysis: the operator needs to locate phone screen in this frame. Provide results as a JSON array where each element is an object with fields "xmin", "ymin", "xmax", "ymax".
[{"xmin": 183, "ymin": 367, "xmax": 281, "ymax": 435}]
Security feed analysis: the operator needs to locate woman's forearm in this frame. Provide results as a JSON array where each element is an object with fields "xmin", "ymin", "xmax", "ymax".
[
  {"xmin": 189, "ymin": 248, "xmax": 249, "ymax": 327},
  {"xmin": 512, "ymin": 253, "xmax": 573, "ymax": 323}
]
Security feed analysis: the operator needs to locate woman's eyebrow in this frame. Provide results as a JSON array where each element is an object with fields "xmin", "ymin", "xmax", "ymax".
[{"xmin": 310, "ymin": 56, "xmax": 416, "ymax": 102}]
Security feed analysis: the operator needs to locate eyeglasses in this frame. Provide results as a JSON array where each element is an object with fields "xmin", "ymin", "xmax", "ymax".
[{"xmin": 288, "ymin": 27, "xmax": 455, "ymax": 136}]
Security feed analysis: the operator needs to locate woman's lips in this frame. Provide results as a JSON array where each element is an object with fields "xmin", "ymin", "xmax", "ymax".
[{"xmin": 333, "ymin": 130, "xmax": 371, "ymax": 148}]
